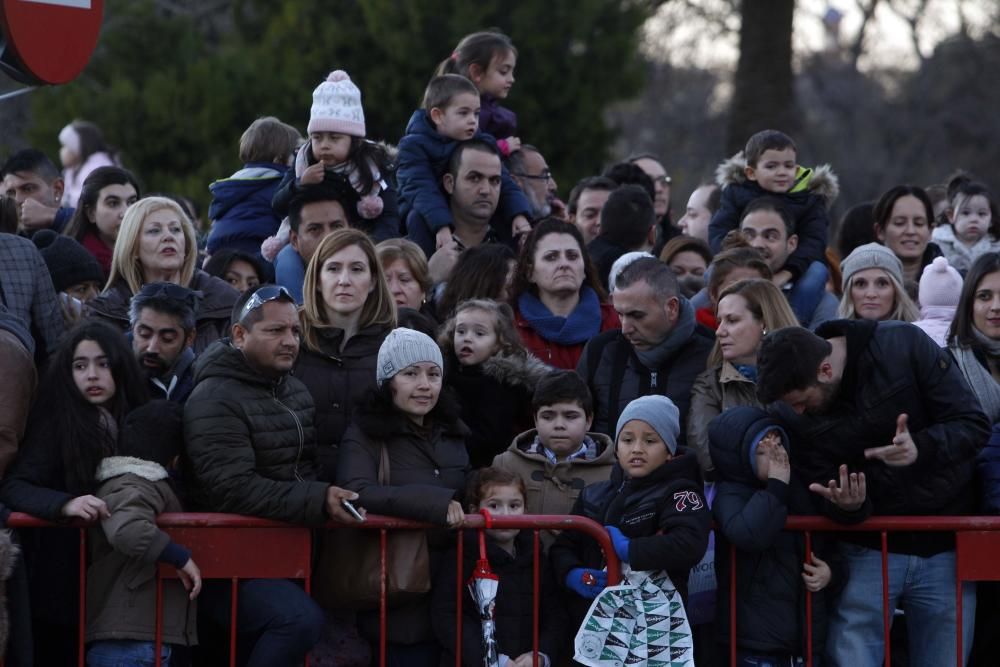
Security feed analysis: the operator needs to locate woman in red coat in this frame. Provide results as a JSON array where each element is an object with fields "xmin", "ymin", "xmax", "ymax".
[{"xmin": 511, "ymin": 218, "xmax": 618, "ymax": 369}]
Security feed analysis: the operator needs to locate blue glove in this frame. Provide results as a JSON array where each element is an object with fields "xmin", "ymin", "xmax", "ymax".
[
  {"xmin": 605, "ymin": 525, "xmax": 630, "ymax": 563},
  {"xmin": 566, "ymin": 567, "xmax": 607, "ymax": 599}
]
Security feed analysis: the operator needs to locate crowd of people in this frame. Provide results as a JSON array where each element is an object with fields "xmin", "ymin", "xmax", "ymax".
[{"xmin": 2, "ymin": 26, "xmax": 1000, "ymax": 667}]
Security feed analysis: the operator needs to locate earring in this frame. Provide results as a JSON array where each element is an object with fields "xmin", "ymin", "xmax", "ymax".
[{"xmin": 762, "ymin": 327, "xmax": 768, "ymax": 336}]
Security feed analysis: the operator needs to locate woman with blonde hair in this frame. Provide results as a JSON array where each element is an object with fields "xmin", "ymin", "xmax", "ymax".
[
  {"xmin": 838, "ymin": 242, "xmax": 919, "ymax": 322},
  {"xmin": 375, "ymin": 238, "xmax": 434, "ymax": 318},
  {"xmin": 87, "ymin": 196, "xmax": 237, "ymax": 352},
  {"xmin": 688, "ymin": 279, "xmax": 800, "ymax": 476},
  {"xmin": 296, "ymin": 228, "xmax": 397, "ymax": 481}
]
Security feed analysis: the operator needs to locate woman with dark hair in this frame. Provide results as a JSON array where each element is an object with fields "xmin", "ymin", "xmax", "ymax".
[
  {"xmin": 835, "ymin": 201, "xmax": 876, "ymax": 261},
  {"xmin": 873, "ymin": 185, "xmax": 942, "ymax": 287},
  {"xmin": 0, "ymin": 320, "xmax": 148, "ymax": 664},
  {"xmin": 202, "ymin": 247, "xmax": 272, "ymax": 294},
  {"xmin": 337, "ymin": 328, "xmax": 469, "ymax": 666},
  {"xmin": 660, "ymin": 235, "xmax": 712, "ymax": 298},
  {"xmin": 435, "ymin": 243, "xmax": 516, "ymax": 320},
  {"xmin": 948, "ymin": 252, "xmax": 1000, "ymax": 422},
  {"xmin": 62, "ymin": 166, "xmax": 141, "ymax": 277},
  {"xmin": 510, "ymin": 218, "xmax": 619, "ymax": 369},
  {"xmin": 58, "ymin": 120, "xmax": 118, "ymax": 208}
]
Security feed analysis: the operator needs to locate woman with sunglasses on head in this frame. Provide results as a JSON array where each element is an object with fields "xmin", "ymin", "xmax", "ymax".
[{"xmin": 87, "ymin": 196, "xmax": 238, "ymax": 353}]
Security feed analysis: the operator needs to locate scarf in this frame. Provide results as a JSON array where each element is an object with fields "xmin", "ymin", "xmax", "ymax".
[
  {"xmin": 734, "ymin": 364, "xmax": 758, "ymax": 382},
  {"xmin": 951, "ymin": 339, "xmax": 1000, "ymax": 421},
  {"xmin": 517, "ymin": 287, "xmax": 602, "ymax": 346},
  {"xmin": 972, "ymin": 327, "xmax": 1000, "ymax": 357},
  {"xmin": 634, "ymin": 296, "xmax": 697, "ymax": 370}
]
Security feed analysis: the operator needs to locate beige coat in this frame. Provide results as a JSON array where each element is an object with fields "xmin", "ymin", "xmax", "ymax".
[{"xmin": 687, "ymin": 362, "xmax": 761, "ymax": 475}]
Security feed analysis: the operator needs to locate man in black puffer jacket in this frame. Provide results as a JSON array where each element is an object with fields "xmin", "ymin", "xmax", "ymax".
[
  {"xmin": 184, "ymin": 285, "xmax": 362, "ymax": 666},
  {"xmin": 757, "ymin": 320, "xmax": 990, "ymax": 667}
]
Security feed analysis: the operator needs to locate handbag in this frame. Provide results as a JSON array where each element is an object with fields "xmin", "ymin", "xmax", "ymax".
[{"xmin": 314, "ymin": 441, "xmax": 431, "ymax": 610}]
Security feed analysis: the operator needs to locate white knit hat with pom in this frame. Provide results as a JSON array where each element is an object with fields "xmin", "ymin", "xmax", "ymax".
[{"xmin": 308, "ymin": 70, "xmax": 365, "ymax": 137}]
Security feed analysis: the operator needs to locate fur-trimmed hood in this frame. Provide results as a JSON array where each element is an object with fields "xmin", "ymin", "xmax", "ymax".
[
  {"xmin": 95, "ymin": 456, "xmax": 170, "ymax": 483},
  {"xmin": 481, "ymin": 351, "xmax": 553, "ymax": 390},
  {"xmin": 715, "ymin": 151, "xmax": 840, "ymax": 206}
]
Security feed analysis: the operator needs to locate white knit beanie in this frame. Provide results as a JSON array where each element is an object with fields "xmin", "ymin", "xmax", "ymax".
[
  {"xmin": 376, "ymin": 328, "xmax": 443, "ymax": 387},
  {"xmin": 307, "ymin": 70, "xmax": 365, "ymax": 137},
  {"xmin": 840, "ymin": 242, "xmax": 904, "ymax": 291},
  {"xmin": 919, "ymin": 256, "xmax": 963, "ymax": 308}
]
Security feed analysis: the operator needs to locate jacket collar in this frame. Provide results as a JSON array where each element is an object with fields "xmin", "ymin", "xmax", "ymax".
[{"xmin": 95, "ymin": 456, "xmax": 169, "ymax": 483}]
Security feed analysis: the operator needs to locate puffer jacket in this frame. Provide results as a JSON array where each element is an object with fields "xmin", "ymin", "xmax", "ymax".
[
  {"xmin": 687, "ymin": 362, "xmax": 760, "ymax": 476},
  {"xmin": 88, "ymin": 270, "xmax": 238, "ymax": 354},
  {"xmin": 396, "ymin": 109, "xmax": 530, "ymax": 237},
  {"xmin": 431, "ymin": 530, "xmax": 568, "ymax": 666},
  {"xmin": 446, "ymin": 351, "xmax": 551, "ymax": 468},
  {"xmin": 183, "ymin": 340, "xmax": 330, "ymax": 524},
  {"xmin": 709, "ymin": 407, "xmax": 864, "ymax": 657},
  {"xmin": 492, "ymin": 429, "xmax": 615, "ymax": 518},
  {"xmin": 549, "ymin": 455, "xmax": 711, "ymax": 621},
  {"xmin": 576, "ymin": 325, "xmax": 715, "ymax": 442},
  {"xmin": 86, "ymin": 457, "xmax": 196, "ymax": 646},
  {"xmin": 294, "ymin": 324, "xmax": 390, "ymax": 481},
  {"xmin": 336, "ymin": 392, "xmax": 470, "ymax": 644},
  {"xmin": 771, "ymin": 320, "xmax": 989, "ymax": 553},
  {"xmin": 708, "ymin": 153, "xmax": 839, "ymax": 280},
  {"xmin": 206, "ymin": 162, "xmax": 289, "ymax": 257}
]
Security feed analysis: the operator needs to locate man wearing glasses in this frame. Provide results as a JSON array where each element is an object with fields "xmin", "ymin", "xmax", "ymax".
[
  {"xmin": 508, "ymin": 145, "xmax": 566, "ymax": 221},
  {"xmin": 184, "ymin": 284, "xmax": 364, "ymax": 664}
]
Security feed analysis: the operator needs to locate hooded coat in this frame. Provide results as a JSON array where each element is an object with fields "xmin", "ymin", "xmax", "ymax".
[
  {"xmin": 687, "ymin": 361, "xmax": 760, "ymax": 476},
  {"xmin": 87, "ymin": 271, "xmax": 238, "ymax": 355},
  {"xmin": 206, "ymin": 162, "xmax": 289, "ymax": 257},
  {"xmin": 182, "ymin": 340, "xmax": 330, "ymax": 524},
  {"xmin": 86, "ymin": 457, "xmax": 197, "ymax": 646},
  {"xmin": 709, "ymin": 407, "xmax": 864, "ymax": 657},
  {"xmin": 708, "ymin": 153, "xmax": 839, "ymax": 280},
  {"xmin": 446, "ymin": 350, "xmax": 551, "ymax": 468}
]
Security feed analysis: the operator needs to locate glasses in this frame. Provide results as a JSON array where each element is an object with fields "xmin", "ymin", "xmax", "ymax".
[
  {"xmin": 654, "ymin": 175, "xmax": 672, "ymax": 185},
  {"xmin": 513, "ymin": 169, "xmax": 554, "ymax": 181},
  {"xmin": 238, "ymin": 285, "xmax": 295, "ymax": 323}
]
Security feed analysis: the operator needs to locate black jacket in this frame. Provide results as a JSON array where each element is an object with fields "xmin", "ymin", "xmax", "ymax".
[
  {"xmin": 771, "ymin": 320, "xmax": 990, "ymax": 553},
  {"xmin": 587, "ymin": 236, "xmax": 630, "ymax": 291},
  {"xmin": 709, "ymin": 407, "xmax": 864, "ymax": 656},
  {"xmin": 577, "ymin": 326, "xmax": 715, "ymax": 442},
  {"xmin": 293, "ymin": 324, "xmax": 389, "ymax": 481},
  {"xmin": 549, "ymin": 454, "xmax": 711, "ymax": 620},
  {"xmin": 432, "ymin": 530, "xmax": 568, "ymax": 666},
  {"xmin": 183, "ymin": 340, "xmax": 330, "ymax": 524}
]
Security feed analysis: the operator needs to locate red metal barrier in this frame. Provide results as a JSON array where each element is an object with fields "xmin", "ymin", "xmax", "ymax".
[{"xmin": 4, "ymin": 511, "xmax": 620, "ymax": 667}]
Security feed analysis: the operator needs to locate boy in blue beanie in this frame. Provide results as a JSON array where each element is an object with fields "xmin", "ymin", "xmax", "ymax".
[{"xmin": 550, "ymin": 395, "xmax": 711, "ymax": 624}]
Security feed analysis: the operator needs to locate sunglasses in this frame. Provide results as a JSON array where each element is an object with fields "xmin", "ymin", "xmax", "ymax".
[
  {"xmin": 238, "ymin": 285, "xmax": 295, "ymax": 323},
  {"xmin": 137, "ymin": 282, "xmax": 202, "ymax": 310}
]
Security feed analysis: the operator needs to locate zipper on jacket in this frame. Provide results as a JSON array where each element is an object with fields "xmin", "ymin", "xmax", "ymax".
[
  {"xmin": 650, "ymin": 371, "xmax": 658, "ymax": 389},
  {"xmin": 273, "ymin": 388, "xmax": 306, "ymax": 481}
]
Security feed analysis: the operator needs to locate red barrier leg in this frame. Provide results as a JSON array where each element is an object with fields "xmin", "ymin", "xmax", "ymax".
[
  {"xmin": 805, "ymin": 531, "xmax": 813, "ymax": 667},
  {"xmin": 881, "ymin": 532, "xmax": 891, "ymax": 667},
  {"xmin": 956, "ymin": 554, "xmax": 963, "ymax": 667},
  {"xmin": 730, "ymin": 544, "xmax": 736, "ymax": 667},
  {"xmin": 455, "ymin": 529, "xmax": 463, "ymax": 667},
  {"xmin": 78, "ymin": 528, "xmax": 86, "ymax": 667},
  {"xmin": 379, "ymin": 528, "xmax": 387, "ymax": 667},
  {"xmin": 155, "ymin": 574, "xmax": 164, "ymax": 667},
  {"xmin": 230, "ymin": 578, "xmax": 238, "ymax": 667},
  {"xmin": 533, "ymin": 529, "xmax": 540, "ymax": 667}
]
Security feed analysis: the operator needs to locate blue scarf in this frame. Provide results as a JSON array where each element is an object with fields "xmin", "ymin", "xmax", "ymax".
[
  {"xmin": 517, "ymin": 287, "xmax": 602, "ymax": 346},
  {"xmin": 734, "ymin": 364, "xmax": 757, "ymax": 382}
]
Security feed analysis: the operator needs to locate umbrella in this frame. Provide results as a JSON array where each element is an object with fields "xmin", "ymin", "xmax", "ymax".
[{"xmin": 467, "ymin": 509, "xmax": 501, "ymax": 667}]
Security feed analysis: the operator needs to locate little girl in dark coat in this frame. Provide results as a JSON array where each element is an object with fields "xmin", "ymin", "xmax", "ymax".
[
  {"xmin": 432, "ymin": 468, "xmax": 567, "ymax": 666},
  {"xmin": 439, "ymin": 299, "xmax": 551, "ymax": 468}
]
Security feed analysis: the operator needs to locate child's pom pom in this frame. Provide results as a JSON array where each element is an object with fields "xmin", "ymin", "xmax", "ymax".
[
  {"xmin": 357, "ymin": 194, "xmax": 383, "ymax": 219},
  {"xmin": 326, "ymin": 70, "xmax": 349, "ymax": 83},
  {"xmin": 260, "ymin": 218, "xmax": 291, "ymax": 262}
]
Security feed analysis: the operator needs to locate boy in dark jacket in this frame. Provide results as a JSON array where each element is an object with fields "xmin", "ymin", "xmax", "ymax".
[
  {"xmin": 86, "ymin": 400, "xmax": 200, "ymax": 665},
  {"xmin": 398, "ymin": 74, "xmax": 531, "ymax": 257},
  {"xmin": 206, "ymin": 117, "xmax": 299, "ymax": 258},
  {"xmin": 550, "ymin": 395, "xmax": 711, "ymax": 625},
  {"xmin": 709, "ymin": 406, "xmax": 868, "ymax": 665}
]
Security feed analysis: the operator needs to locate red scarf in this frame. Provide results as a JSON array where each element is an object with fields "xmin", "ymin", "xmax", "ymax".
[{"xmin": 81, "ymin": 230, "xmax": 114, "ymax": 279}]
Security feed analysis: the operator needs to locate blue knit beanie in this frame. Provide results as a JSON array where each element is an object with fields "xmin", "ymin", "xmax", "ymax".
[{"xmin": 615, "ymin": 395, "xmax": 680, "ymax": 455}]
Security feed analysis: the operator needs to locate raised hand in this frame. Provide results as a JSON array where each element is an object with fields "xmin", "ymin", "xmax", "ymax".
[
  {"xmin": 809, "ymin": 464, "xmax": 866, "ymax": 511},
  {"xmin": 864, "ymin": 413, "xmax": 917, "ymax": 467}
]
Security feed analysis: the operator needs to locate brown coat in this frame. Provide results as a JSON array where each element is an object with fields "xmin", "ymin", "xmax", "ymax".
[
  {"xmin": 85, "ymin": 457, "xmax": 197, "ymax": 646},
  {"xmin": 0, "ymin": 329, "xmax": 35, "ymax": 478},
  {"xmin": 687, "ymin": 362, "xmax": 761, "ymax": 475},
  {"xmin": 492, "ymin": 429, "xmax": 615, "ymax": 518}
]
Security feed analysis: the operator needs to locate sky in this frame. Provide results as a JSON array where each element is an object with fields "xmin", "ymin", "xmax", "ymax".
[{"xmin": 643, "ymin": 0, "xmax": 996, "ymax": 72}]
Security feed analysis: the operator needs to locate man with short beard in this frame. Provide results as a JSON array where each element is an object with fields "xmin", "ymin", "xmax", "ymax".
[{"xmin": 129, "ymin": 282, "xmax": 198, "ymax": 403}]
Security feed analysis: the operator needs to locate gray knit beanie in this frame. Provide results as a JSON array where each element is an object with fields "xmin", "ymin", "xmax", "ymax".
[
  {"xmin": 615, "ymin": 395, "xmax": 681, "ymax": 455},
  {"xmin": 376, "ymin": 327, "xmax": 443, "ymax": 387},
  {"xmin": 840, "ymin": 242, "xmax": 904, "ymax": 291}
]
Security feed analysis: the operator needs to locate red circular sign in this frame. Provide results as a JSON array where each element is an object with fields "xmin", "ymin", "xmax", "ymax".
[{"xmin": 1, "ymin": 0, "xmax": 104, "ymax": 85}]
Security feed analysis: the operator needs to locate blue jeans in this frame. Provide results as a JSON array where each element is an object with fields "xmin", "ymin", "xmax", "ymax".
[
  {"xmin": 86, "ymin": 640, "xmax": 171, "ymax": 666},
  {"xmin": 199, "ymin": 578, "xmax": 324, "ymax": 667},
  {"xmin": 826, "ymin": 544, "xmax": 976, "ymax": 667},
  {"xmin": 736, "ymin": 652, "xmax": 817, "ymax": 667}
]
